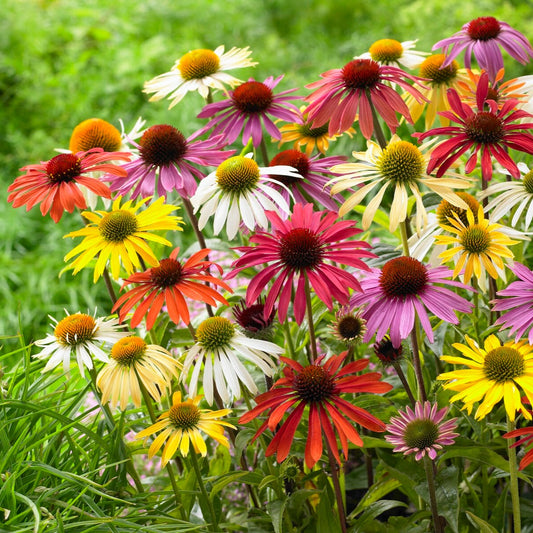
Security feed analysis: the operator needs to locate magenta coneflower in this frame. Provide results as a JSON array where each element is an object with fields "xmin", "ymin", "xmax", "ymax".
[
  {"xmin": 415, "ymin": 71, "xmax": 533, "ymax": 181},
  {"xmin": 105, "ymin": 124, "xmax": 232, "ymax": 199},
  {"xmin": 386, "ymin": 401, "xmax": 459, "ymax": 460},
  {"xmin": 197, "ymin": 75, "xmax": 302, "ymax": 147},
  {"xmin": 304, "ymin": 58, "xmax": 427, "ymax": 139},
  {"xmin": 8, "ymin": 148, "xmax": 130, "ymax": 223},
  {"xmin": 433, "ymin": 17, "xmax": 533, "ymax": 83},
  {"xmin": 228, "ymin": 203, "xmax": 375, "ymax": 324},
  {"xmin": 492, "ymin": 262, "xmax": 533, "ymax": 343},
  {"xmin": 268, "ymin": 149, "xmax": 346, "ymax": 210},
  {"xmin": 350, "ymin": 256, "xmax": 474, "ymax": 347},
  {"xmin": 240, "ymin": 352, "xmax": 392, "ymax": 468}
]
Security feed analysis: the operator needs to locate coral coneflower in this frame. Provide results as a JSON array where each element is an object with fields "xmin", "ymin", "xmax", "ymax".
[
  {"xmin": 240, "ymin": 352, "xmax": 392, "ymax": 468},
  {"xmin": 8, "ymin": 148, "xmax": 130, "ymax": 223}
]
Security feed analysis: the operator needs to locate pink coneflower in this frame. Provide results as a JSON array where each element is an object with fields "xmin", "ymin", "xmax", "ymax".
[
  {"xmin": 415, "ymin": 71, "xmax": 533, "ymax": 181},
  {"xmin": 228, "ymin": 203, "xmax": 375, "ymax": 324},
  {"xmin": 350, "ymin": 256, "xmax": 474, "ymax": 348},
  {"xmin": 268, "ymin": 149, "xmax": 346, "ymax": 210},
  {"xmin": 197, "ymin": 75, "xmax": 302, "ymax": 147},
  {"xmin": 304, "ymin": 58, "xmax": 427, "ymax": 139},
  {"xmin": 8, "ymin": 148, "xmax": 130, "ymax": 222},
  {"xmin": 433, "ymin": 17, "xmax": 533, "ymax": 83},
  {"xmin": 105, "ymin": 124, "xmax": 232, "ymax": 199},
  {"xmin": 240, "ymin": 352, "xmax": 392, "ymax": 468},
  {"xmin": 492, "ymin": 262, "xmax": 533, "ymax": 343},
  {"xmin": 385, "ymin": 401, "xmax": 459, "ymax": 460}
]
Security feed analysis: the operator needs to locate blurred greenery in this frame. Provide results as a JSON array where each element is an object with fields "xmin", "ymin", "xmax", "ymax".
[{"xmin": 2, "ymin": 0, "xmax": 531, "ymax": 351}]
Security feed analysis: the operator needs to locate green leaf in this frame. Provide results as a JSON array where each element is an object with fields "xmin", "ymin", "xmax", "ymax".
[
  {"xmin": 349, "ymin": 475, "xmax": 403, "ymax": 517},
  {"xmin": 465, "ymin": 511, "xmax": 499, "ymax": 533},
  {"xmin": 266, "ymin": 498, "xmax": 287, "ymax": 533}
]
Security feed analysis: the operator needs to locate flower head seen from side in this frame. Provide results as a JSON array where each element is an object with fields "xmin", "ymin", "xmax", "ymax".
[
  {"xmin": 229, "ymin": 203, "xmax": 375, "ymax": 324},
  {"xmin": 386, "ymin": 401, "xmax": 459, "ymax": 460},
  {"xmin": 239, "ymin": 352, "xmax": 392, "ymax": 468},
  {"xmin": 503, "ymin": 426, "xmax": 533, "ymax": 470},
  {"xmin": 197, "ymin": 75, "xmax": 302, "ymax": 147},
  {"xmin": 438, "ymin": 334, "xmax": 533, "ymax": 421},
  {"xmin": 106, "ymin": 124, "xmax": 232, "ymax": 200},
  {"xmin": 233, "ymin": 297, "xmax": 276, "ymax": 340},
  {"xmin": 8, "ymin": 148, "xmax": 130, "ymax": 223},
  {"xmin": 143, "ymin": 46, "xmax": 257, "ymax": 108},
  {"xmin": 63, "ymin": 196, "xmax": 182, "ymax": 282},
  {"xmin": 480, "ymin": 162, "xmax": 533, "ymax": 230},
  {"xmin": 403, "ymin": 54, "xmax": 470, "ymax": 129},
  {"xmin": 277, "ymin": 105, "xmax": 354, "ymax": 156},
  {"xmin": 268, "ymin": 149, "xmax": 347, "ymax": 211},
  {"xmin": 373, "ymin": 336, "xmax": 404, "ymax": 366},
  {"xmin": 436, "ymin": 206, "xmax": 518, "ymax": 289},
  {"xmin": 351, "ymin": 256, "xmax": 473, "ymax": 348},
  {"xmin": 181, "ymin": 316, "xmax": 283, "ymax": 405},
  {"xmin": 136, "ymin": 392, "xmax": 235, "ymax": 466},
  {"xmin": 34, "ymin": 311, "xmax": 129, "ymax": 376},
  {"xmin": 415, "ymin": 71, "xmax": 533, "ymax": 181},
  {"xmin": 304, "ymin": 58, "xmax": 427, "ymax": 138},
  {"xmin": 97, "ymin": 336, "xmax": 181, "ymax": 410},
  {"xmin": 359, "ymin": 38, "xmax": 429, "ymax": 69},
  {"xmin": 492, "ymin": 263, "xmax": 533, "ymax": 344},
  {"xmin": 112, "ymin": 247, "xmax": 232, "ymax": 330},
  {"xmin": 328, "ymin": 134, "xmax": 471, "ymax": 233},
  {"xmin": 433, "ymin": 17, "xmax": 533, "ymax": 83},
  {"xmin": 191, "ymin": 154, "xmax": 299, "ymax": 240}
]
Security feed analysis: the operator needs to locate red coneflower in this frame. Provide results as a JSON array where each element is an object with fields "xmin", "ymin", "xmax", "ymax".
[{"xmin": 240, "ymin": 351, "xmax": 392, "ymax": 468}]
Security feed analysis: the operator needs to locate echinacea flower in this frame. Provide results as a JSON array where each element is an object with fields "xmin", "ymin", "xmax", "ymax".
[
  {"xmin": 438, "ymin": 334, "xmax": 533, "ymax": 421},
  {"xmin": 112, "ymin": 247, "xmax": 232, "ymax": 330},
  {"xmin": 480, "ymin": 162, "xmax": 533, "ymax": 229},
  {"xmin": 229, "ymin": 203, "xmax": 375, "ymax": 324},
  {"xmin": 385, "ymin": 401, "xmax": 459, "ymax": 460},
  {"xmin": 277, "ymin": 105, "xmax": 354, "ymax": 156},
  {"xmin": 503, "ymin": 426, "xmax": 533, "ymax": 470},
  {"xmin": 304, "ymin": 58, "xmax": 427, "ymax": 138},
  {"xmin": 181, "ymin": 316, "xmax": 282, "ymax": 405},
  {"xmin": 239, "ymin": 351, "xmax": 392, "ymax": 468},
  {"xmin": 415, "ymin": 71, "xmax": 533, "ymax": 181},
  {"xmin": 136, "ymin": 391, "xmax": 235, "ymax": 466},
  {"xmin": 7, "ymin": 148, "xmax": 130, "ymax": 223},
  {"xmin": 436, "ymin": 206, "xmax": 518, "ymax": 288},
  {"xmin": 197, "ymin": 75, "xmax": 302, "ymax": 147},
  {"xmin": 268, "ymin": 149, "xmax": 346, "ymax": 210},
  {"xmin": 191, "ymin": 154, "xmax": 299, "ymax": 240},
  {"xmin": 403, "ymin": 54, "xmax": 470, "ymax": 129},
  {"xmin": 233, "ymin": 297, "xmax": 276, "ymax": 340},
  {"xmin": 105, "ymin": 124, "xmax": 232, "ymax": 199},
  {"xmin": 330, "ymin": 306, "xmax": 367, "ymax": 345},
  {"xmin": 97, "ymin": 336, "xmax": 181, "ymax": 410},
  {"xmin": 63, "ymin": 196, "xmax": 182, "ymax": 282},
  {"xmin": 492, "ymin": 263, "xmax": 533, "ymax": 344},
  {"xmin": 328, "ymin": 134, "xmax": 471, "ymax": 232},
  {"xmin": 358, "ymin": 38, "xmax": 428, "ymax": 69},
  {"xmin": 350, "ymin": 256, "xmax": 473, "ymax": 348},
  {"xmin": 34, "ymin": 311, "xmax": 129, "ymax": 376},
  {"xmin": 373, "ymin": 336, "xmax": 404, "ymax": 365},
  {"xmin": 69, "ymin": 118, "xmax": 123, "ymax": 153},
  {"xmin": 433, "ymin": 17, "xmax": 533, "ymax": 83},
  {"xmin": 143, "ymin": 46, "xmax": 257, "ymax": 108}
]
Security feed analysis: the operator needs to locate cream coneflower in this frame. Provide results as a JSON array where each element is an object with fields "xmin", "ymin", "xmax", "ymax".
[
  {"xmin": 97, "ymin": 336, "xmax": 181, "ymax": 410},
  {"xmin": 34, "ymin": 311, "xmax": 129, "ymax": 376},
  {"xmin": 358, "ymin": 38, "xmax": 428, "ymax": 69}
]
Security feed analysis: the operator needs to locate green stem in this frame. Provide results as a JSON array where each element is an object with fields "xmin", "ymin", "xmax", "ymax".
[
  {"xmin": 410, "ymin": 325, "xmax": 427, "ymax": 402},
  {"xmin": 325, "ymin": 439, "xmax": 347, "ymax": 533},
  {"xmin": 87, "ymin": 368, "xmax": 144, "ymax": 493},
  {"xmin": 423, "ymin": 455, "xmax": 443, "ymax": 533},
  {"xmin": 399, "ymin": 221, "xmax": 411, "ymax": 257},
  {"xmin": 102, "ymin": 267, "xmax": 118, "ymax": 306},
  {"xmin": 190, "ymin": 450, "xmax": 219, "ymax": 532},
  {"xmin": 304, "ymin": 274, "xmax": 318, "ymax": 363},
  {"xmin": 135, "ymin": 369, "xmax": 185, "ymax": 519},
  {"xmin": 507, "ymin": 417, "xmax": 522, "ymax": 533},
  {"xmin": 391, "ymin": 361, "xmax": 416, "ymax": 406},
  {"xmin": 368, "ymin": 92, "xmax": 388, "ymax": 150},
  {"xmin": 283, "ymin": 320, "xmax": 297, "ymax": 359},
  {"xmin": 259, "ymin": 136, "xmax": 270, "ymax": 166}
]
